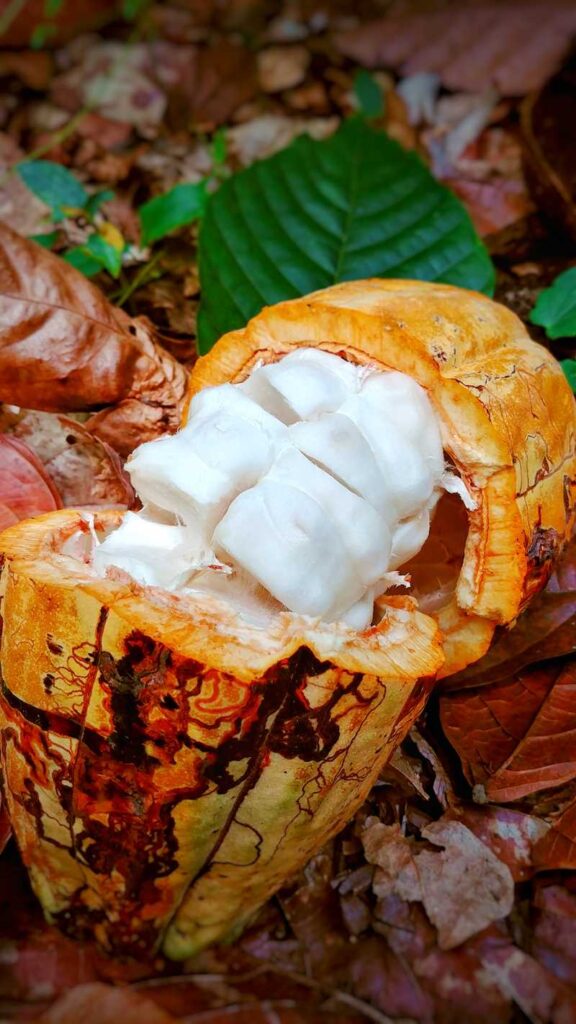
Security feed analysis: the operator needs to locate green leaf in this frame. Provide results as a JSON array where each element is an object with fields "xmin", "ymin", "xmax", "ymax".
[
  {"xmin": 122, "ymin": 0, "xmax": 148, "ymax": 18},
  {"xmin": 85, "ymin": 233, "xmax": 124, "ymax": 277},
  {"xmin": 354, "ymin": 69, "xmax": 384, "ymax": 119},
  {"xmin": 84, "ymin": 189, "xmax": 115, "ymax": 220},
  {"xmin": 138, "ymin": 181, "xmax": 208, "ymax": 245},
  {"xmin": 197, "ymin": 117, "xmax": 495, "ymax": 353},
  {"xmin": 29, "ymin": 230, "xmax": 59, "ymax": 249},
  {"xmin": 529, "ymin": 267, "xmax": 576, "ymax": 339},
  {"xmin": 44, "ymin": 0, "xmax": 63, "ymax": 15},
  {"xmin": 211, "ymin": 128, "xmax": 228, "ymax": 169},
  {"xmin": 17, "ymin": 160, "xmax": 87, "ymax": 217},
  {"xmin": 560, "ymin": 359, "xmax": 576, "ymax": 392},
  {"xmin": 30, "ymin": 22, "xmax": 57, "ymax": 48},
  {"xmin": 64, "ymin": 246, "xmax": 102, "ymax": 277}
]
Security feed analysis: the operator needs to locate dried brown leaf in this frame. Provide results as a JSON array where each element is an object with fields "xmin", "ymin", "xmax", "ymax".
[
  {"xmin": 0, "ymin": 225, "xmax": 187, "ymax": 447},
  {"xmin": 36, "ymin": 982, "xmax": 176, "ymax": 1024},
  {"xmin": 5, "ymin": 411, "xmax": 134, "ymax": 508},
  {"xmin": 441, "ymin": 661, "xmax": 576, "ymax": 802},
  {"xmin": 335, "ymin": 4, "xmax": 576, "ymax": 97},
  {"xmin": 0, "ymin": 434, "xmax": 61, "ymax": 530},
  {"xmin": 258, "ymin": 45, "xmax": 310, "ymax": 93},
  {"xmin": 416, "ymin": 821, "xmax": 514, "ymax": 950}
]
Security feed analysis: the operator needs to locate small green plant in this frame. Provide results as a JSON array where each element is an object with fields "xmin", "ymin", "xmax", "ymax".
[
  {"xmin": 18, "ymin": 158, "xmax": 211, "ymax": 285},
  {"xmin": 353, "ymin": 69, "xmax": 385, "ymax": 120},
  {"xmin": 530, "ymin": 266, "xmax": 576, "ymax": 340}
]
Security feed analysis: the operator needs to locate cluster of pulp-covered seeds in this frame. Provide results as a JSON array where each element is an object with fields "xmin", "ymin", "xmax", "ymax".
[{"xmin": 94, "ymin": 349, "xmax": 462, "ymax": 629}]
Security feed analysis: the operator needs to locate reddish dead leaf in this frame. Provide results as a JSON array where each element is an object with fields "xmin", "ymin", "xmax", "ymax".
[
  {"xmin": 532, "ymin": 879, "xmax": 576, "ymax": 988},
  {"xmin": 4, "ymin": 411, "xmax": 134, "ymax": 509},
  {"xmin": 335, "ymin": 4, "xmax": 576, "ymax": 96},
  {"xmin": 448, "ymin": 177, "xmax": 533, "ymax": 237},
  {"xmin": 533, "ymin": 796, "xmax": 576, "ymax": 870},
  {"xmin": 374, "ymin": 898, "xmax": 512, "ymax": 1024},
  {"xmin": 443, "ymin": 540, "xmax": 576, "ymax": 690},
  {"xmin": 441, "ymin": 660, "xmax": 576, "ymax": 802},
  {"xmin": 447, "ymin": 805, "xmax": 549, "ymax": 881},
  {"xmin": 347, "ymin": 935, "xmax": 434, "ymax": 1022},
  {"xmin": 479, "ymin": 944, "xmax": 576, "ymax": 1024},
  {"xmin": 36, "ymin": 982, "xmax": 176, "ymax": 1024},
  {"xmin": 0, "ymin": 225, "xmax": 187, "ymax": 449},
  {"xmin": 0, "ymin": 435, "xmax": 61, "ymax": 530}
]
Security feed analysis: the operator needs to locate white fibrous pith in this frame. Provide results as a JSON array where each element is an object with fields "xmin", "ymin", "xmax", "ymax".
[{"xmin": 94, "ymin": 348, "xmax": 471, "ymax": 629}]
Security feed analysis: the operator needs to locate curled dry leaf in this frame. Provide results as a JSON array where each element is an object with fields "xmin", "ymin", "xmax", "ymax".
[
  {"xmin": 416, "ymin": 821, "xmax": 514, "ymax": 951},
  {"xmin": 441, "ymin": 660, "xmax": 576, "ymax": 802},
  {"xmin": 36, "ymin": 982, "xmax": 176, "ymax": 1024},
  {"xmin": 4, "ymin": 411, "xmax": 134, "ymax": 508},
  {"xmin": 0, "ymin": 225, "xmax": 187, "ymax": 453},
  {"xmin": 0, "ymin": 435, "xmax": 61, "ymax": 530},
  {"xmin": 521, "ymin": 61, "xmax": 576, "ymax": 241},
  {"xmin": 335, "ymin": 4, "xmax": 576, "ymax": 97},
  {"xmin": 362, "ymin": 818, "xmax": 514, "ymax": 950}
]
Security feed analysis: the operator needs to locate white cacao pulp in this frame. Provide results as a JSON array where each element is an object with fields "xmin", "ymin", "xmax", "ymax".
[{"xmin": 94, "ymin": 349, "xmax": 469, "ymax": 629}]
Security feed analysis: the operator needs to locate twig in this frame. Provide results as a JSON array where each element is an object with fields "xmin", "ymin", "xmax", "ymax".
[
  {"xmin": 114, "ymin": 249, "xmax": 164, "ymax": 307},
  {"xmin": 131, "ymin": 964, "xmax": 418, "ymax": 1024}
]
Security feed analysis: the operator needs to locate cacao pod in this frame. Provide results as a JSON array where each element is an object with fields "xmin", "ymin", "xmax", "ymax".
[{"xmin": 0, "ymin": 280, "xmax": 574, "ymax": 959}]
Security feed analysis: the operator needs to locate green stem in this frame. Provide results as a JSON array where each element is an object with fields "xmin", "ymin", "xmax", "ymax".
[
  {"xmin": 115, "ymin": 249, "xmax": 164, "ymax": 307},
  {"xmin": 0, "ymin": 0, "xmax": 26, "ymax": 37}
]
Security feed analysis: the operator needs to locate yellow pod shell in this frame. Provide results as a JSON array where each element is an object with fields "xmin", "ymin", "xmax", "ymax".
[
  {"xmin": 0, "ymin": 280, "xmax": 574, "ymax": 960},
  {"xmin": 188, "ymin": 279, "xmax": 576, "ymax": 673},
  {"xmin": 0, "ymin": 510, "xmax": 442, "ymax": 959}
]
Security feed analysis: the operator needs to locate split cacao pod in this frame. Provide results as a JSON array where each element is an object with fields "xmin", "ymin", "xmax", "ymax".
[{"xmin": 0, "ymin": 280, "xmax": 574, "ymax": 960}]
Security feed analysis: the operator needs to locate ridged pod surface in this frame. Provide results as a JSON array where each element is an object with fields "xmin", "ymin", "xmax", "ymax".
[{"xmin": 1, "ymin": 280, "xmax": 575, "ymax": 960}]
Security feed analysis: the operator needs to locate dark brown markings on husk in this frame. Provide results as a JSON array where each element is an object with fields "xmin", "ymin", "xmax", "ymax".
[{"xmin": 2, "ymin": 626, "xmax": 388, "ymax": 956}]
